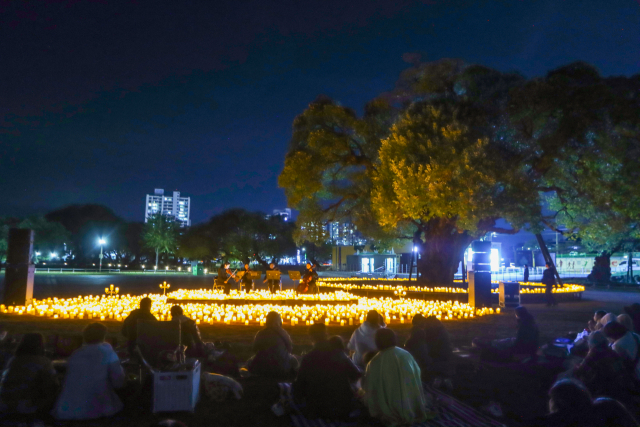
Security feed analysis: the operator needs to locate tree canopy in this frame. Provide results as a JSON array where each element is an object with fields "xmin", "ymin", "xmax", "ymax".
[
  {"xmin": 279, "ymin": 58, "xmax": 640, "ymax": 284},
  {"xmin": 178, "ymin": 209, "xmax": 297, "ymax": 264},
  {"xmin": 143, "ymin": 213, "xmax": 180, "ymax": 267}
]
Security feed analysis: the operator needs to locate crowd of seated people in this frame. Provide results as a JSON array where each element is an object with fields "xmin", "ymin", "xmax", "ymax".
[
  {"xmin": 539, "ymin": 303, "xmax": 640, "ymax": 426},
  {"xmin": 2, "ymin": 298, "xmax": 640, "ymax": 426}
]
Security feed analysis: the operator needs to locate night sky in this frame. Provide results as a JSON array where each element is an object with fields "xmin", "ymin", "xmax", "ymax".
[{"xmin": 1, "ymin": 0, "xmax": 639, "ymax": 225}]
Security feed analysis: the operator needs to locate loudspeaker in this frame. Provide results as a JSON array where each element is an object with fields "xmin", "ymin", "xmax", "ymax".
[
  {"xmin": 4, "ymin": 228, "xmax": 35, "ymax": 306},
  {"xmin": 7, "ymin": 229, "xmax": 34, "ymax": 265},
  {"xmin": 471, "ymin": 241, "xmax": 491, "ymax": 272},
  {"xmin": 499, "ymin": 281, "xmax": 520, "ymax": 308},
  {"xmin": 3, "ymin": 265, "xmax": 35, "ymax": 306},
  {"xmin": 469, "ymin": 271, "xmax": 492, "ymax": 309}
]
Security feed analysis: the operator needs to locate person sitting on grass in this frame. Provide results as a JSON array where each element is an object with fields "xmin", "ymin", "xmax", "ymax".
[
  {"xmin": 618, "ymin": 314, "xmax": 636, "ymax": 333},
  {"xmin": 52, "ymin": 323, "xmax": 125, "ymax": 420},
  {"xmin": 588, "ymin": 310, "xmax": 608, "ymax": 332},
  {"xmin": 404, "ymin": 315, "xmax": 431, "ymax": 377},
  {"xmin": 170, "ymin": 305, "xmax": 205, "ymax": 357},
  {"xmin": 348, "ymin": 310, "xmax": 385, "ymax": 368},
  {"xmin": 528, "ymin": 379, "xmax": 596, "ymax": 427},
  {"xmin": 591, "ymin": 398, "xmax": 640, "ymax": 427},
  {"xmin": 573, "ymin": 331, "xmax": 634, "ymax": 404},
  {"xmin": 0, "ymin": 333, "xmax": 59, "ymax": 416},
  {"xmin": 293, "ymin": 324, "xmax": 362, "ymax": 420},
  {"xmin": 328, "ymin": 335, "xmax": 347, "ymax": 353},
  {"xmin": 248, "ymin": 311, "xmax": 297, "ymax": 377},
  {"xmin": 122, "ymin": 297, "xmax": 157, "ymax": 355},
  {"xmin": 603, "ymin": 320, "xmax": 640, "ymax": 380},
  {"xmin": 511, "ymin": 306, "xmax": 539, "ymax": 358},
  {"xmin": 422, "ymin": 315, "xmax": 454, "ymax": 386},
  {"xmin": 363, "ymin": 328, "xmax": 428, "ymax": 426},
  {"xmin": 624, "ymin": 303, "xmax": 640, "ymax": 335}
]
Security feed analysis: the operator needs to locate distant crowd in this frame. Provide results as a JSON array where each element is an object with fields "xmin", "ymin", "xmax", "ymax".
[{"xmin": 0, "ymin": 297, "xmax": 639, "ymax": 426}]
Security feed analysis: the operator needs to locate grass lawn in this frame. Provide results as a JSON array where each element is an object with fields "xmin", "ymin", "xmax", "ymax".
[{"xmin": 0, "ymin": 289, "xmax": 636, "ymax": 426}]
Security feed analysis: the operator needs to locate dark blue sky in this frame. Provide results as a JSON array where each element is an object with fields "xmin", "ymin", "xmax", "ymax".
[{"xmin": 1, "ymin": 0, "xmax": 639, "ymax": 225}]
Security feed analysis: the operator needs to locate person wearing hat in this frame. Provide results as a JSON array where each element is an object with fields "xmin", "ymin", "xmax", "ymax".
[{"xmin": 624, "ymin": 303, "xmax": 640, "ymax": 334}]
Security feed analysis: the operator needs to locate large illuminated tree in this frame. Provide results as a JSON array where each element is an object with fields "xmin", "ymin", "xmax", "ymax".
[
  {"xmin": 280, "ymin": 59, "xmax": 640, "ymax": 284},
  {"xmin": 372, "ymin": 100, "xmax": 540, "ymax": 284}
]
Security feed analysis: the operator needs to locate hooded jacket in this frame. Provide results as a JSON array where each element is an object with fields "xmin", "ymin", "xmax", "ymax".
[{"xmin": 347, "ymin": 321, "xmax": 381, "ymax": 367}]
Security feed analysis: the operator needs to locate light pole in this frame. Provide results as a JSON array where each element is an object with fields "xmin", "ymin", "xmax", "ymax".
[
  {"xmin": 159, "ymin": 281, "xmax": 170, "ymax": 296},
  {"xmin": 98, "ymin": 238, "xmax": 106, "ymax": 272}
]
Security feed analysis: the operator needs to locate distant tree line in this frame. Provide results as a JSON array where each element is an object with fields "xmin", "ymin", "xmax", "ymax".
[{"xmin": 0, "ymin": 205, "xmax": 300, "ymax": 268}]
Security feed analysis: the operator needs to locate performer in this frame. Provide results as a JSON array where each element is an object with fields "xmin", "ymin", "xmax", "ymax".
[
  {"xmin": 263, "ymin": 262, "xmax": 281, "ymax": 294},
  {"xmin": 239, "ymin": 263, "xmax": 254, "ymax": 292},
  {"xmin": 217, "ymin": 261, "xmax": 237, "ymax": 295},
  {"xmin": 298, "ymin": 262, "xmax": 319, "ymax": 294}
]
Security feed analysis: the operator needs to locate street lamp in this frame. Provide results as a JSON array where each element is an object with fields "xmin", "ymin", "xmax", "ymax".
[
  {"xmin": 98, "ymin": 238, "xmax": 106, "ymax": 272},
  {"xmin": 159, "ymin": 281, "xmax": 170, "ymax": 295}
]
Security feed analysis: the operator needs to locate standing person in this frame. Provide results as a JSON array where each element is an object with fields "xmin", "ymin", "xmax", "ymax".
[
  {"xmin": 293, "ymin": 324, "xmax": 362, "ymax": 420},
  {"xmin": 217, "ymin": 261, "xmax": 237, "ymax": 295},
  {"xmin": 52, "ymin": 323, "xmax": 125, "ymax": 420},
  {"xmin": 0, "ymin": 333, "xmax": 59, "ymax": 415},
  {"xmin": 523, "ymin": 264, "xmax": 529, "ymax": 282},
  {"xmin": 363, "ymin": 328, "xmax": 429, "ymax": 426},
  {"xmin": 542, "ymin": 263, "xmax": 557, "ymax": 306},
  {"xmin": 122, "ymin": 297, "xmax": 157, "ymax": 355},
  {"xmin": 239, "ymin": 263, "xmax": 254, "ymax": 292},
  {"xmin": 263, "ymin": 262, "xmax": 281, "ymax": 293},
  {"xmin": 348, "ymin": 310, "xmax": 385, "ymax": 368}
]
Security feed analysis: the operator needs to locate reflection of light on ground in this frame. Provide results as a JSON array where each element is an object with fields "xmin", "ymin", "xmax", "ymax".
[{"xmin": 0, "ymin": 289, "xmax": 499, "ymax": 326}]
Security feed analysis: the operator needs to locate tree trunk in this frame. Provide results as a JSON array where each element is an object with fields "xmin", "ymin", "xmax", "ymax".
[
  {"xmin": 415, "ymin": 220, "xmax": 474, "ymax": 286},
  {"xmin": 155, "ymin": 249, "xmax": 159, "ymax": 268}
]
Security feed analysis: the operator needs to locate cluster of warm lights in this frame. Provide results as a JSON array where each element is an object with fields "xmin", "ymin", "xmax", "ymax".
[
  {"xmin": 318, "ymin": 281, "xmax": 468, "ymax": 293},
  {"xmin": 320, "ymin": 279, "xmax": 584, "ymax": 294},
  {"xmin": 166, "ymin": 289, "xmax": 357, "ymax": 303},
  {"xmin": 517, "ymin": 284, "xmax": 585, "ymax": 293},
  {"xmin": 0, "ymin": 290, "xmax": 499, "ymax": 326}
]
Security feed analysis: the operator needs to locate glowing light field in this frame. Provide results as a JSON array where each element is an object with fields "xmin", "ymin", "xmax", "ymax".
[
  {"xmin": 0, "ymin": 288, "xmax": 499, "ymax": 326},
  {"xmin": 0, "ymin": 278, "xmax": 583, "ymax": 326}
]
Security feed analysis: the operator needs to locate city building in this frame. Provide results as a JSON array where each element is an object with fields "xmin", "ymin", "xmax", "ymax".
[
  {"xmin": 270, "ymin": 208, "xmax": 292, "ymax": 222},
  {"xmin": 326, "ymin": 221, "xmax": 367, "ymax": 246},
  {"xmin": 145, "ymin": 188, "xmax": 191, "ymax": 227}
]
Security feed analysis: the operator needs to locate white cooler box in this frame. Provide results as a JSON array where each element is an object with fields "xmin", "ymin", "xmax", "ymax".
[{"xmin": 153, "ymin": 360, "xmax": 201, "ymax": 413}]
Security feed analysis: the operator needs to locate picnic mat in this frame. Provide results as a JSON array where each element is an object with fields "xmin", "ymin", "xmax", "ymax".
[{"xmin": 278, "ymin": 383, "xmax": 507, "ymax": 427}]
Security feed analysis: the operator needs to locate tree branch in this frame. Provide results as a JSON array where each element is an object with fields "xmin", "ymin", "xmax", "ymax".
[{"xmin": 485, "ymin": 226, "xmax": 520, "ymax": 235}]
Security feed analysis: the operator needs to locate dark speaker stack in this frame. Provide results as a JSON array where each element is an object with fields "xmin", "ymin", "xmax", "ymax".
[
  {"xmin": 3, "ymin": 229, "xmax": 35, "ymax": 306},
  {"xmin": 468, "ymin": 241, "xmax": 492, "ymax": 309}
]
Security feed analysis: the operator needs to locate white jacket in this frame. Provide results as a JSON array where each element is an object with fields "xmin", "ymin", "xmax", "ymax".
[{"xmin": 348, "ymin": 322, "xmax": 382, "ymax": 367}]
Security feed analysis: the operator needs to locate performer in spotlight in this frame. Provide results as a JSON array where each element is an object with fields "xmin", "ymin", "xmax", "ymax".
[
  {"xmin": 298, "ymin": 262, "xmax": 319, "ymax": 294},
  {"xmin": 263, "ymin": 262, "xmax": 281, "ymax": 294},
  {"xmin": 239, "ymin": 262, "xmax": 254, "ymax": 292},
  {"xmin": 217, "ymin": 261, "xmax": 237, "ymax": 295}
]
